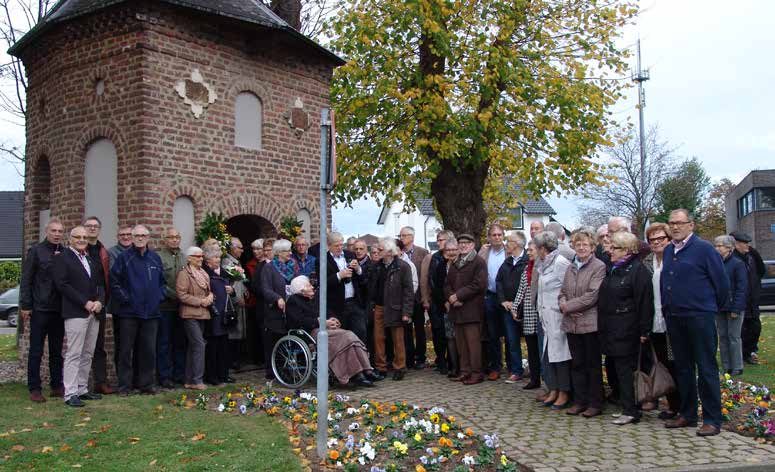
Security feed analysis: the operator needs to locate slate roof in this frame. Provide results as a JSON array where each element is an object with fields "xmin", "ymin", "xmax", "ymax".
[
  {"xmin": 0, "ymin": 191, "xmax": 24, "ymax": 259},
  {"xmin": 9, "ymin": 0, "xmax": 345, "ymax": 65}
]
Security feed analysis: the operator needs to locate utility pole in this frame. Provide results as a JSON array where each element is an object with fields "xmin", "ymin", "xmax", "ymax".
[{"xmin": 633, "ymin": 38, "xmax": 650, "ymax": 234}]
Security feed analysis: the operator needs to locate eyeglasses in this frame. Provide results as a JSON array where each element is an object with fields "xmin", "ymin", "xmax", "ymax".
[
  {"xmin": 84, "ymin": 224, "xmax": 101, "ymax": 229},
  {"xmin": 189, "ymin": 254, "xmax": 204, "ymax": 258},
  {"xmin": 119, "ymin": 233, "xmax": 132, "ymax": 237},
  {"xmin": 133, "ymin": 234, "xmax": 149, "ymax": 238},
  {"xmin": 71, "ymin": 235, "xmax": 88, "ymax": 240},
  {"xmin": 611, "ymin": 246, "xmax": 625, "ymax": 251},
  {"xmin": 648, "ymin": 235, "xmax": 668, "ymax": 243},
  {"xmin": 165, "ymin": 235, "xmax": 181, "ymax": 240},
  {"xmin": 667, "ymin": 221, "xmax": 691, "ymax": 227}
]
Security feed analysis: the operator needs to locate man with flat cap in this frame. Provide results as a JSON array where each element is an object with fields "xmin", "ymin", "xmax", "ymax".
[{"xmin": 731, "ymin": 231, "xmax": 766, "ymax": 364}]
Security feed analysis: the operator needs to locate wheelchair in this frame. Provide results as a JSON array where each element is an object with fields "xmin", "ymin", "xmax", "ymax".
[{"xmin": 271, "ymin": 329, "xmax": 318, "ymax": 388}]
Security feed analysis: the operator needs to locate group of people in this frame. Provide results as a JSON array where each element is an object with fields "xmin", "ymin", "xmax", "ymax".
[{"xmin": 20, "ymin": 209, "xmax": 766, "ymax": 437}]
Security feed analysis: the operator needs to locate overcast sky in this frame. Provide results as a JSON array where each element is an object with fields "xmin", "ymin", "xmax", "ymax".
[{"xmin": 2, "ymin": 0, "xmax": 773, "ymax": 235}]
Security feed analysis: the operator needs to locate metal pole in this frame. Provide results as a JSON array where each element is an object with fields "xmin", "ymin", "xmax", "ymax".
[
  {"xmin": 316, "ymin": 108, "xmax": 331, "ymax": 459},
  {"xmin": 634, "ymin": 39, "xmax": 650, "ymax": 235}
]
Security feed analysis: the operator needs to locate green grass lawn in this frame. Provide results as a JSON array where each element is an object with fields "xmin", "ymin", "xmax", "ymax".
[
  {"xmin": 732, "ymin": 315, "xmax": 775, "ymax": 388},
  {"xmin": 0, "ymin": 333, "xmax": 17, "ymax": 362},
  {"xmin": 0, "ymin": 383, "xmax": 300, "ymax": 471}
]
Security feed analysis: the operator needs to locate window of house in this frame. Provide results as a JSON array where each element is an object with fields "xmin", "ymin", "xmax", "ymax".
[
  {"xmin": 234, "ymin": 91, "xmax": 262, "ymax": 150},
  {"xmin": 739, "ymin": 190, "xmax": 754, "ymax": 218},
  {"xmin": 504, "ymin": 207, "xmax": 524, "ymax": 230},
  {"xmin": 756, "ymin": 187, "xmax": 775, "ymax": 210}
]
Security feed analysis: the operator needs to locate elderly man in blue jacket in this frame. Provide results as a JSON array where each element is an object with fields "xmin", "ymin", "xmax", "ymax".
[
  {"xmin": 661, "ymin": 209, "xmax": 730, "ymax": 437},
  {"xmin": 110, "ymin": 225, "xmax": 166, "ymax": 395}
]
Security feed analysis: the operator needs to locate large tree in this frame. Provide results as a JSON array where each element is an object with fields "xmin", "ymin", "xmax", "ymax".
[
  {"xmin": 653, "ymin": 157, "xmax": 710, "ymax": 223},
  {"xmin": 695, "ymin": 178, "xmax": 734, "ymax": 240},
  {"xmin": 328, "ymin": 0, "xmax": 637, "ymax": 240},
  {"xmin": 577, "ymin": 126, "xmax": 677, "ymax": 231}
]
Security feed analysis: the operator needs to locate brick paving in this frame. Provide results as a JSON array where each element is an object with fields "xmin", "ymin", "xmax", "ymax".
[{"xmin": 236, "ymin": 367, "xmax": 775, "ymax": 472}]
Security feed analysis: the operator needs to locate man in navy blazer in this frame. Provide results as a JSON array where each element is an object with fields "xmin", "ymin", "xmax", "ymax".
[
  {"xmin": 661, "ymin": 209, "xmax": 730, "ymax": 436},
  {"xmin": 319, "ymin": 231, "xmax": 367, "ymax": 344},
  {"xmin": 52, "ymin": 226, "xmax": 105, "ymax": 407}
]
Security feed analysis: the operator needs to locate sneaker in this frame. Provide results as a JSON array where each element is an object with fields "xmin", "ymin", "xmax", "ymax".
[
  {"xmin": 612, "ymin": 415, "xmax": 639, "ymax": 425},
  {"xmin": 487, "ymin": 371, "xmax": 500, "ymax": 381},
  {"xmin": 78, "ymin": 392, "xmax": 102, "ymax": 401},
  {"xmin": 65, "ymin": 396, "xmax": 85, "ymax": 407},
  {"xmin": 504, "ymin": 374, "xmax": 522, "ymax": 384}
]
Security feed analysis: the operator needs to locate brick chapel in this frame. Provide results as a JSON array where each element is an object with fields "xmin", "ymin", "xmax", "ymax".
[
  {"xmin": 10, "ymin": 0, "xmax": 343, "ymax": 377},
  {"xmin": 10, "ymin": 0, "xmax": 343, "ymax": 252}
]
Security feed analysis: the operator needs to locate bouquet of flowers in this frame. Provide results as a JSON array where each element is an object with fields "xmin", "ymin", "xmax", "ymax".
[
  {"xmin": 196, "ymin": 212, "xmax": 232, "ymax": 255},
  {"xmin": 280, "ymin": 215, "xmax": 304, "ymax": 243}
]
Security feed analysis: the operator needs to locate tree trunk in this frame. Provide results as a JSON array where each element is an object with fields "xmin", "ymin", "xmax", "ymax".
[{"xmin": 431, "ymin": 160, "xmax": 489, "ymax": 243}]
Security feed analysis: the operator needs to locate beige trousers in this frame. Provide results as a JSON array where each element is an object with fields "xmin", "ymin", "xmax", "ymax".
[{"xmin": 63, "ymin": 316, "xmax": 100, "ymax": 400}]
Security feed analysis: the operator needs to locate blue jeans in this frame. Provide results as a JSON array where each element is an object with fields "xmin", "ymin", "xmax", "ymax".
[
  {"xmin": 485, "ymin": 293, "xmax": 524, "ymax": 375},
  {"xmin": 666, "ymin": 314, "xmax": 722, "ymax": 428},
  {"xmin": 501, "ymin": 306, "xmax": 524, "ymax": 376},
  {"xmin": 156, "ymin": 310, "xmax": 187, "ymax": 383}
]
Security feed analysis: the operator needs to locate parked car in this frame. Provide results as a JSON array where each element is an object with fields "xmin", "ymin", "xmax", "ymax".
[
  {"xmin": 761, "ymin": 261, "xmax": 775, "ymax": 312},
  {"xmin": 0, "ymin": 286, "xmax": 19, "ymax": 327}
]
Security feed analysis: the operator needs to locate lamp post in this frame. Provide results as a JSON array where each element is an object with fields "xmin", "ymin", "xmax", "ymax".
[{"xmin": 316, "ymin": 108, "xmax": 333, "ymax": 459}]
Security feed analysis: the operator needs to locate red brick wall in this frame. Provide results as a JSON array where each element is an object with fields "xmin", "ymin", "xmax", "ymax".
[{"xmin": 18, "ymin": 1, "xmax": 337, "ymax": 378}]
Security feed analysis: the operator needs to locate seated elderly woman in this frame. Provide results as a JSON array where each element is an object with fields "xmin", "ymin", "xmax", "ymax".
[{"xmin": 285, "ymin": 275, "xmax": 381, "ymax": 388}]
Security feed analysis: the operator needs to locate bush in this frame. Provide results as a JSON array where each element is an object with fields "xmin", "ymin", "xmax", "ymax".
[{"xmin": 0, "ymin": 261, "xmax": 21, "ymax": 292}]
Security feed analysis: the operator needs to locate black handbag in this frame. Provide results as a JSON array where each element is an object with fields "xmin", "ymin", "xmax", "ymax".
[{"xmin": 222, "ymin": 296, "xmax": 238, "ymax": 328}]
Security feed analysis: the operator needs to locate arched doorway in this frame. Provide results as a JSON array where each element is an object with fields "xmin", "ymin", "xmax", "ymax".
[{"xmin": 226, "ymin": 214, "xmax": 276, "ymax": 264}]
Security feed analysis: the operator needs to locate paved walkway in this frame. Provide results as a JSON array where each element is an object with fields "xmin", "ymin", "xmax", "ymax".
[{"xmin": 237, "ymin": 367, "xmax": 775, "ymax": 472}]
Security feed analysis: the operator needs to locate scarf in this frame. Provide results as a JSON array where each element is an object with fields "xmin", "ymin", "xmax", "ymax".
[
  {"xmin": 612, "ymin": 253, "xmax": 635, "ymax": 270},
  {"xmin": 454, "ymin": 250, "xmax": 477, "ymax": 269},
  {"xmin": 526, "ymin": 259, "xmax": 534, "ymax": 286},
  {"xmin": 272, "ymin": 256, "xmax": 296, "ymax": 283},
  {"xmin": 187, "ymin": 265, "xmax": 210, "ymax": 292}
]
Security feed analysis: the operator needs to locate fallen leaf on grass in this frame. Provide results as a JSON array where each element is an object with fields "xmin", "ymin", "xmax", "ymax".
[
  {"xmin": 60, "ymin": 444, "xmax": 72, "ymax": 452},
  {"xmin": 42, "ymin": 422, "xmax": 53, "ymax": 428},
  {"xmin": 149, "ymin": 459, "xmax": 157, "ymax": 466},
  {"xmin": 74, "ymin": 423, "xmax": 87, "ymax": 427},
  {"xmin": 81, "ymin": 416, "xmax": 91, "ymax": 422},
  {"xmin": 154, "ymin": 405, "xmax": 163, "ymax": 413},
  {"xmin": 99, "ymin": 424, "xmax": 112, "ymax": 433},
  {"xmin": 11, "ymin": 445, "xmax": 25, "ymax": 452},
  {"xmin": 86, "ymin": 439, "xmax": 97, "ymax": 448},
  {"xmin": 41, "ymin": 446, "xmax": 53, "ymax": 453},
  {"xmin": 191, "ymin": 432, "xmax": 206, "ymax": 442},
  {"xmin": 210, "ymin": 439, "xmax": 225, "ymax": 445},
  {"xmin": 20, "ymin": 428, "xmax": 32, "ymax": 433},
  {"xmin": 129, "ymin": 437, "xmax": 141, "ymax": 444},
  {"xmin": 72, "ymin": 464, "xmax": 81, "ymax": 468}
]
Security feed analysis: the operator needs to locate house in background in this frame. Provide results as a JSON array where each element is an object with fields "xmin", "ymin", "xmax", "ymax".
[
  {"xmin": 726, "ymin": 169, "xmax": 775, "ymax": 259},
  {"xmin": 0, "ymin": 191, "xmax": 24, "ymax": 260},
  {"xmin": 377, "ymin": 190, "xmax": 557, "ymax": 251}
]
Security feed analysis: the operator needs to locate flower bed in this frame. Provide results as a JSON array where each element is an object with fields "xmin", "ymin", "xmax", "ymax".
[
  {"xmin": 170, "ymin": 386, "xmax": 518, "ymax": 471},
  {"xmin": 721, "ymin": 373, "xmax": 775, "ymax": 442}
]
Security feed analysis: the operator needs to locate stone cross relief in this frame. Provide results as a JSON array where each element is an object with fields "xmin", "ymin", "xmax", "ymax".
[{"xmin": 175, "ymin": 69, "xmax": 217, "ymax": 118}]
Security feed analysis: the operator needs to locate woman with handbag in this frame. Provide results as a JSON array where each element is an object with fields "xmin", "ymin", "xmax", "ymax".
[
  {"xmin": 599, "ymin": 231, "xmax": 654, "ymax": 425},
  {"xmin": 203, "ymin": 248, "xmax": 236, "ymax": 386},
  {"xmin": 643, "ymin": 223, "xmax": 681, "ymax": 419},
  {"xmin": 175, "ymin": 246, "xmax": 213, "ymax": 390}
]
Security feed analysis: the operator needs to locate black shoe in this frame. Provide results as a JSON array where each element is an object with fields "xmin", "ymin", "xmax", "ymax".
[
  {"xmin": 79, "ymin": 392, "xmax": 102, "ymax": 401},
  {"xmin": 117, "ymin": 389, "xmax": 132, "ymax": 397},
  {"xmin": 353, "ymin": 373, "xmax": 375, "ymax": 388},
  {"xmin": 522, "ymin": 381, "xmax": 541, "ymax": 390},
  {"xmin": 160, "ymin": 379, "xmax": 175, "ymax": 389},
  {"xmin": 65, "ymin": 397, "xmax": 85, "ymax": 407},
  {"xmin": 223, "ymin": 377, "xmax": 236, "ymax": 384},
  {"xmin": 439, "ymin": 366, "xmax": 449, "ymax": 375},
  {"xmin": 447, "ymin": 370, "xmax": 459, "ymax": 378},
  {"xmin": 374, "ymin": 370, "xmax": 387, "ymax": 377},
  {"xmin": 364, "ymin": 371, "xmax": 385, "ymax": 382},
  {"xmin": 139, "ymin": 387, "xmax": 157, "ymax": 395},
  {"xmin": 392, "ymin": 370, "xmax": 406, "ymax": 381},
  {"xmin": 658, "ymin": 410, "xmax": 678, "ymax": 420},
  {"xmin": 413, "ymin": 362, "xmax": 426, "ymax": 370}
]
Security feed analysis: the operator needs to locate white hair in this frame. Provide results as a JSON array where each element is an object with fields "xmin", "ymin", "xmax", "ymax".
[
  {"xmin": 400, "ymin": 226, "xmax": 415, "ymax": 235},
  {"xmin": 608, "ymin": 216, "xmax": 632, "ymax": 232},
  {"xmin": 229, "ymin": 237, "xmax": 242, "ymax": 249},
  {"xmin": 507, "ymin": 231, "xmax": 527, "ymax": 248},
  {"xmin": 327, "ymin": 231, "xmax": 344, "ymax": 244},
  {"xmin": 379, "ymin": 237, "xmax": 400, "ymax": 256},
  {"xmin": 289, "ymin": 275, "xmax": 311, "ymax": 296},
  {"xmin": 185, "ymin": 246, "xmax": 203, "ymax": 257},
  {"xmin": 272, "ymin": 239, "xmax": 292, "ymax": 256},
  {"xmin": 251, "ymin": 238, "xmax": 264, "ymax": 249},
  {"xmin": 545, "ymin": 222, "xmax": 566, "ymax": 242}
]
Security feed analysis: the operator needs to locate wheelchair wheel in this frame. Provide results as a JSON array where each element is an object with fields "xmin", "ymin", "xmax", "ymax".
[{"xmin": 271, "ymin": 335, "xmax": 313, "ymax": 388}]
